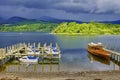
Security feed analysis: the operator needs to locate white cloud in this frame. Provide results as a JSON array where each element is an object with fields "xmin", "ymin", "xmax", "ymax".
[{"xmin": 95, "ymin": 0, "xmax": 120, "ymax": 14}]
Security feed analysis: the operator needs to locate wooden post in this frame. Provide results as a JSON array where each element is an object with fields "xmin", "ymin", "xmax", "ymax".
[
  {"xmin": 56, "ymin": 43, "xmax": 58, "ymax": 49},
  {"xmin": 18, "ymin": 64, "xmax": 20, "ymax": 72},
  {"xmin": 0, "ymin": 49, "xmax": 1, "ymax": 59},
  {"xmin": 117, "ymin": 56, "xmax": 120, "ymax": 62},
  {"xmin": 16, "ymin": 44, "xmax": 18, "ymax": 49},
  {"xmin": 10, "ymin": 45, "xmax": 12, "ymax": 53},
  {"xmin": 115, "ymin": 54, "xmax": 117, "ymax": 60},
  {"xmin": 17, "ymin": 46, "xmax": 20, "ymax": 58},
  {"xmin": 111, "ymin": 53, "xmax": 114, "ymax": 59},
  {"xmin": 34, "ymin": 42, "xmax": 36, "ymax": 55},
  {"xmin": 12, "ymin": 45, "xmax": 13, "ymax": 52},
  {"xmin": 44, "ymin": 43, "xmax": 47, "ymax": 49},
  {"xmin": 34, "ymin": 64, "xmax": 36, "ymax": 72},
  {"xmin": 108, "ymin": 43, "xmax": 110, "ymax": 50},
  {"xmin": 24, "ymin": 44, "xmax": 26, "ymax": 54},
  {"xmin": 50, "ymin": 45, "xmax": 52, "ymax": 72},
  {"xmin": 58, "ymin": 60, "xmax": 60, "ymax": 73},
  {"xmin": 13, "ymin": 44, "xmax": 15, "ymax": 50},
  {"xmin": 28, "ymin": 43, "xmax": 30, "ymax": 48},
  {"xmin": 15, "ymin": 44, "xmax": 16, "ymax": 50},
  {"xmin": 1, "ymin": 49, "xmax": 3, "ymax": 59},
  {"xmin": 42, "ymin": 47, "xmax": 44, "ymax": 73},
  {"xmin": 114, "ymin": 46, "xmax": 116, "ymax": 60},
  {"xmin": 6, "ymin": 47, "xmax": 8, "ymax": 54},
  {"xmin": 104, "ymin": 43, "xmax": 106, "ymax": 49},
  {"xmin": 114, "ymin": 46, "xmax": 116, "ymax": 52},
  {"xmin": 38, "ymin": 43, "xmax": 40, "ymax": 50},
  {"xmin": 112, "ymin": 54, "xmax": 115, "ymax": 60},
  {"xmin": 19, "ymin": 43, "xmax": 21, "ymax": 48},
  {"xmin": 25, "ymin": 65, "xmax": 28, "ymax": 72},
  {"xmin": 4, "ymin": 48, "xmax": 6, "ymax": 58},
  {"xmin": 58, "ymin": 50, "xmax": 60, "ymax": 72},
  {"xmin": 50, "ymin": 43, "xmax": 52, "ymax": 48}
]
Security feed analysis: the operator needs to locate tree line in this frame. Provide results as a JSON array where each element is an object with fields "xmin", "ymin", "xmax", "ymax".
[
  {"xmin": 0, "ymin": 22, "xmax": 58, "ymax": 32},
  {"xmin": 52, "ymin": 22, "xmax": 120, "ymax": 35}
]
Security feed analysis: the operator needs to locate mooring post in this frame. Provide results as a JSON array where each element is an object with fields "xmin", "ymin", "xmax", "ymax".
[
  {"xmin": 56, "ymin": 43, "xmax": 60, "ymax": 50},
  {"xmin": 50, "ymin": 43, "xmax": 52, "ymax": 48},
  {"xmin": 1, "ymin": 49, "xmax": 4, "ymax": 64},
  {"xmin": 12, "ymin": 45, "xmax": 14, "ymax": 53},
  {"xmin": 0, "ymin": 49, "xmax": 2, "ymax": 60},
  {"xmin": 28, "ymin": 43, "xmax": 30, "ymax": 47},
  {"xmin": 0, "ymin": 49, "xmax": 1, "ymax": 59},
  {"xmin": 50, "ymin": 43, "xmax": 52, "ymax": 72},
  {"xmin": 6, "ymin": 47, "xmax": 8, "ymax": 54},
  {"xmin": 19, "ymin": 43, "xmax": 21, "ymax": 48},
  {"xmin": 56, "ymin": 43, "xmax": 58, "ymax": 49},
  {"xmin": 34, "ymin": 64, "xmax": 37, "ymax": 72},
  {"xmin": 117, "ymin": 56, "xmax": 120, "ymax": 62},
  {"xmin": 107, "ymin": 43, "xmax": 110, "ymax": 50},
  {"xmin": 18, "ymin": 64, "xmax": 21, "ymax": 72},
  {"xmin": 13, "ymin": 44, "xmax": 15, "ymax": 50},
  {"xmin": 104, "ymin": 43, "xmax": 106, "ymax": 49},
  {"xmin": 44, "ymin": 43, "xmax": 47, "ymax": 49},
  {"xmin": 58, "ymin": 57, "xmax": 60, "ymax": 73},
  {"xmin": 115, "ymin": 55, "xmax": 117, "ymax": 61},
  {"xmin": 42, "ymin": 47, "xmax": 44, "ymax": 73},
  {"xmin": 34, "ymin": 42, "xmax": 36, "ymax": 55},
  {"xmin": 4, "ymin": 48, "xmax": 6, "ymax": 58},
  {"xmin": 38, "ymin": 43, "xmax": 40, "ymax": 50},
  {"xmin": 114, "ymin": 46, "xmax": 117, "ymax": 60},
  {"xmin": 1, "ymin": 49, "xmax": 3, "ymax": 59},
  {"xmin": 10, "ymin": 46, "xmax": 12, "ymax": 55}
]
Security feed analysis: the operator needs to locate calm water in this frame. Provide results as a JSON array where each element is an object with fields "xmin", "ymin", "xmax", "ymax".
[{"xmin": 0, "ymin": 32, "xmax": 120, "ymax": 72}]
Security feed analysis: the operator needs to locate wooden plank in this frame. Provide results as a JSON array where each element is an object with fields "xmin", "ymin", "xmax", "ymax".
[{"xmin": 104, "ymin": 48, "xmax": 120, "ymax": 56}]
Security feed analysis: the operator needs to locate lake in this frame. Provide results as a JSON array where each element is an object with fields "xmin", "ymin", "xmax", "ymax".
[{"xmin": 0, "ymin": 32, "xmax": 120, "ymax": 72}]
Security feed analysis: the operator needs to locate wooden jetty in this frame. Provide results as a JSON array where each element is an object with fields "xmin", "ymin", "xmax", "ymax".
[
  {"xmin": 104, "ymin": 48, "xmax": 120, "ymax": 62},
  {"xmin": 0, "ymin": 43, "xmax": 61, "ymax": 67}
]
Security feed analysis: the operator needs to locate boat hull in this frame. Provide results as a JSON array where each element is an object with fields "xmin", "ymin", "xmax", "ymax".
[
  {"xmin": 19, "ymin": 56, "xmax": 38, "ymax": 63},
  {"xmin": 87, "ymin": 48, "xmax": 110, "ymax": 60}
]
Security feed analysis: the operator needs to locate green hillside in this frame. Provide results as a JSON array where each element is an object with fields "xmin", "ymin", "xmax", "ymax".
[
  {"xmin": 1, "ymin": 21, "xmax": 120, "ymax": 35},
  {"xmin": 0, "ymin": 21, "xmax": 58, "ymax": 32},
  {"xmin": 52, "ymin": 22, "xmax": 120, "ymax": 35}
]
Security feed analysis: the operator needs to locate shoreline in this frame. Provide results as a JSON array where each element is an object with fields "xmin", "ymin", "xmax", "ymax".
[
  {"xmin": 1, "ymin": 70, "xmax": 120, "ymax": 80},
  {"xmin": 50, "ymin": 32, "xmax": 118, "ymax": 36}
]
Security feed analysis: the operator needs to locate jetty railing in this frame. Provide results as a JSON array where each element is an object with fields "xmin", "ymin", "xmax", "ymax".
[{"xmin": 104, "ymin": 47, "xmax": 120, "ymax": 62}]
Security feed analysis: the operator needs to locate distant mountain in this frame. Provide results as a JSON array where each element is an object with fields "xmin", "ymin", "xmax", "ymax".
[
  {"xmin": 0, "ymin": 17, "xmax": 5, "ymax": 23},
  {"xmin": 0, "ymin": 16, "xmax": 120, "ymax": 24},
  {"xmin": 101, "ymin": 20, "xmax": 120, "ymax": 24},
  {"xmin": 2, "ymin": 16, "xmax": 28, "ymax": 24},
  {"xmin": 39, "ymin": 16, "xmax": 82, "ymax": 23}
]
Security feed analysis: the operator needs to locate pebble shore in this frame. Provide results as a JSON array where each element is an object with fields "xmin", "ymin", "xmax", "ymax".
[{"xmin": 0, "ymin": 70, "xmax": 120, "ymax": 80}]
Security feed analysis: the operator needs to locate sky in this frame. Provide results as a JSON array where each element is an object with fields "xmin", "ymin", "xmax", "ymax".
[{"xmin": 0, "ymin": 0, "xmax": 120, "ymax": 21}]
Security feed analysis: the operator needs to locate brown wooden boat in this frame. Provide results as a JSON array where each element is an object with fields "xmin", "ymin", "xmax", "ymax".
[{"xmin": 87, "ymin": 42, "xmax": 110, "ymax": 60}]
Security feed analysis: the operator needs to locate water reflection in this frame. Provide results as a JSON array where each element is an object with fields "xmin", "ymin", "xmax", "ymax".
[
  {"xmin": 88, "ymin": 52, "xmax": 120, "ymax": 70},
  {"xmin": 111, "ymin": 60, "xmax": 120, "ymax": 70},
  {"xmin": 4, "ymin": 62, "xmax": 60, "ymax": 73},
  {"xmin": 88, "ymin": 53, "xmax": 110, "ymax": 65}
]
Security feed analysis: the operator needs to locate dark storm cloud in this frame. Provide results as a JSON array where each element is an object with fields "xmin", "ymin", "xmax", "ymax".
[
  {"xmin": 0, "ymin": 0, "xmax": 120, "ymax": 14},
  {"xmin": 0, "ymin": 0, "xmax": 120, "ymax": 21}
]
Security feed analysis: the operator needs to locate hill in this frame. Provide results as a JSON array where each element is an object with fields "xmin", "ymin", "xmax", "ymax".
[
  {"xmin": 101, "ymin": 20, "xmax": 120, "ymax": 24},
  {"xmin": 52, "ymin": 22, "xmax": 120, "ymax": 35},
  {"xmin": 0, "ymin": 21, "xmax": 58, "ymax": 32},
  {"xmin": 39, "ymin": 16, "xmax": 82, "ymax": 23},
  {"xmin": 0, "ymin": 17, "xmax": 4, "ymax": 24},
  {"xmin": 0, "ymin": 16, "xmax": 120, "ymax": 24}
]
